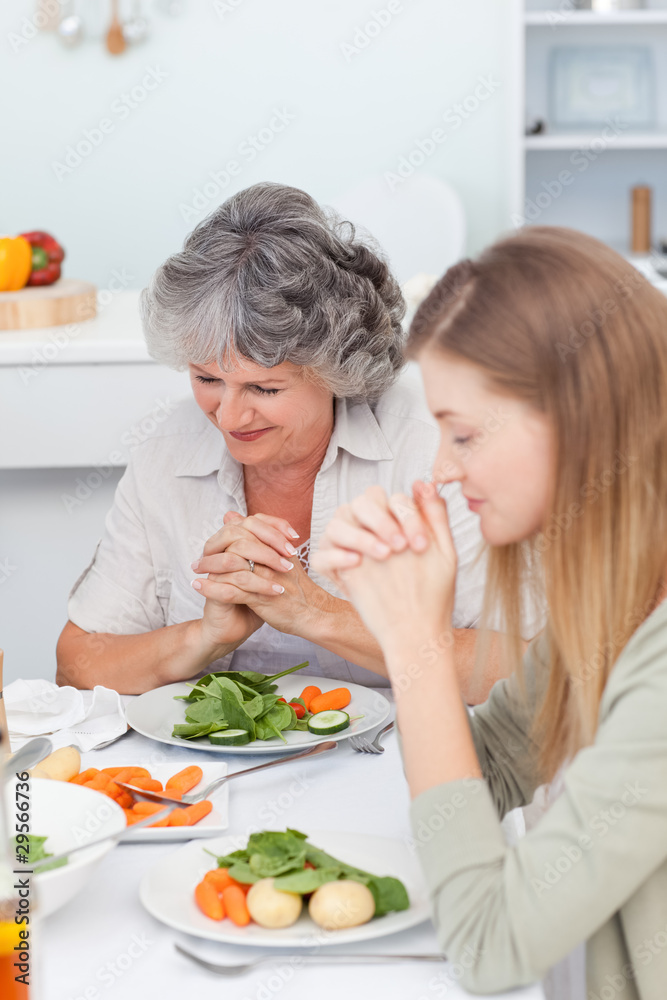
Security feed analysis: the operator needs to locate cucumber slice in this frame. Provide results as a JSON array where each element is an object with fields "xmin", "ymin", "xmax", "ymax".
[
  {"xmin": 208, "ymin": 729, "xmax": 251, "ymax": 746},
  {"xmin": 307, "ymin": 710, "xmax": 350, "ymax": 735}
]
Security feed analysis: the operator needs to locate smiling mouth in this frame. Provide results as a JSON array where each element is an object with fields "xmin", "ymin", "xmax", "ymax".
[{"xmin": 227, "ymin": 427, "xmax": 274, "ymax": 440}]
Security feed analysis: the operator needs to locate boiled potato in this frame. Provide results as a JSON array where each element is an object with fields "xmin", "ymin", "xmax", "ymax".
[
  {"xmin": 29, "ymin": 746, "xmax": 81, "ymax": 782},
  {"xmin": 246, "ymin": 877, "xmax": 303, "ymax": 929},
  {"xmin": 308, "ymin": 879, "xmax": 375, "ymax": 930}
]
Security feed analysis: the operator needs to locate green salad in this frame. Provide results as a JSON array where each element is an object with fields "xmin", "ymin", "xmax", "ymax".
[
  {"xmin": 13, "ymin": 834, "xmax": 67, "ymax": 872},
  {"xmin": 207, "ymin": 828, "xmax": 410, "ymax": 918},
  {"xmin": 171, "ymin": 662, "xmax": 311, "ymax": 745}
]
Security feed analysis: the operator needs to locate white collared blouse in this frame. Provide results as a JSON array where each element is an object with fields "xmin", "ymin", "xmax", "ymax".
[{"xmin": 68, "ymin": 372, "xmax": 487, "ymax": 687}]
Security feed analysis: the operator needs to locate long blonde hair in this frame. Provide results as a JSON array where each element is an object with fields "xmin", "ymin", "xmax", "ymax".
[{"xmin": 408, "ymin": 227, "xmax": 667, "ymax": 780}]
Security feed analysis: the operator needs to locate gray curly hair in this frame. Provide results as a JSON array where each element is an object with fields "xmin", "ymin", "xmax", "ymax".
[{"xmin": 140, "ymin": 182, "xmax": 407, "ymax": 401}]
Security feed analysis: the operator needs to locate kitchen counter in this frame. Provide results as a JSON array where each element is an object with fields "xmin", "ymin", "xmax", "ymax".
[{"xmin": 0, "ymin": 290, "xmax": 190, "ymax": 469}]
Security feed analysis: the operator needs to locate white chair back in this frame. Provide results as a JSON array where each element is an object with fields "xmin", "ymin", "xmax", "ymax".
[{"xmin": 328, "ymin": 173, "xmax": 466, "ymax": 285}]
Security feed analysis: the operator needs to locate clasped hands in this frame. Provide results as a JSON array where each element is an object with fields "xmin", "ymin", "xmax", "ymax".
[
  {"xmin": 192, "ymin": 481, "xmax": 458, "ymax": 659},
  {"xmin": 191, "ymin": 511, "xmax": 332, "ymax": 646},
  {"xmin": 311, "ymin": 481, "xmax": 458, "ymax": 657}
]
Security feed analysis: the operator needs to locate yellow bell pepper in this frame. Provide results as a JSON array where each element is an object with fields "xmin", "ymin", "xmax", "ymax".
[{"xmin": 0, "ymin": 235, "xmax": 32, "ymax": 291}]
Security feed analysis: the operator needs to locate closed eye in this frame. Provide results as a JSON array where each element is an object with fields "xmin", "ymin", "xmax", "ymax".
[{"xmin": 194, "ymin": 375, "xmax": 280, "ymax": 395}]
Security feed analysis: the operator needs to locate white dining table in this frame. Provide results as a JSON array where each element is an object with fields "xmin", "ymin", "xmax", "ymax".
[{"xmin": 42, "ymin": 696, "xmax": 546, "ymax": 1000}]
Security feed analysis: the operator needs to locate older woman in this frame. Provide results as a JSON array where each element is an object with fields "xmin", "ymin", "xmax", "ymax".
[{"xmin": 56, "ymin": 182, "xmax": 502, "ymax": 697}]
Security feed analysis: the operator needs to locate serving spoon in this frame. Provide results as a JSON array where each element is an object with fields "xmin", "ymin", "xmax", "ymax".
[
  {"xmin": 115, "ymin": 740, "xmax": 338, "ymax": 806},
  {"xmin": 4, "ymin": 737, "xmax": 54, "ymax": 779}
]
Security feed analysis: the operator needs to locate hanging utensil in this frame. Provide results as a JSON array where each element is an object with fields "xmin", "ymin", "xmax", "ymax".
[
  {"xmin": 36, "ymin": 0, "xmax": 61, "ymax": 30},
  {"xmin": 123, "ymin": 0, "xmax": 149, "ymax": 43},
  {"xmin": 57, "ymin": 0, "xmax": 84, "ymax": 47},
  {"xmin": 106, "ymin": 0, "xmax": 126, "ymax": 54}
]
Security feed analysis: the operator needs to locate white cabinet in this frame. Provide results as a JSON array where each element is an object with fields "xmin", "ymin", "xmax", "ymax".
[
  {"xmin": 0, "ymin": 292, "xmax": 190, "ymax": 470},
  {"xmin": 0, "ymin": 292, "xmax": 191, "ymax": 684}
]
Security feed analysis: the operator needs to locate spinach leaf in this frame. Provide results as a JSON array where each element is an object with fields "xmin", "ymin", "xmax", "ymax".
[
  {"xmin": 242, "ymin": 693, "xmax": 267, "ymax": 720},
  {"xmin": 14, "ymin": 834, "xmax": 67, "ymax": 872},
  {"xmin": 208, "ymin": 675, "xmax": 245, "ymax": 703},
  {"xmin": 255, "ymin": 693, "xmax": 280, "ymax": 719},
  {"xmin": 273, "ymin": 867, "xmax": 342, "ymax": 893},
  {"xmin": 254, "ymin": 714, "xmax": 286, "ymax": 742},
  {"xmin": 283, "ymin": 704, "xmax": 299, "ymax": 731},
  {"xmin": 365, "ymin": 875, "xmax": 410, "ymax": 918},
  {"xmin": 226, "ymin": 861, "xmax": 261, "ymax": 884},
  {"xmin": 207, "ymin": 847, "xmax": 248, "ymax": 866},
  {"xmin": 172, "ymin": 721, "xmax": 228, "ymax": 739},
  {"xmin": 215, "ymin": 689, "xmax": 257, "ymax": 741},
  {"xmin": 246, "ymin": 830, "xmax": 308, "ymax": 876},
  {"xmin": 184, "ymin": 699, "xmax": 227, "ymax": 726}
]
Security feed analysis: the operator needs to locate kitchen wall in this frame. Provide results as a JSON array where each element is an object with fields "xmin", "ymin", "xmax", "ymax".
[
  {"xmin": 0, "ymin": 0, "xmax": 518, "ymax": 684},
  {"xmin": 1, "ymin": 0, "xmax": 518, "ymax": 286}
]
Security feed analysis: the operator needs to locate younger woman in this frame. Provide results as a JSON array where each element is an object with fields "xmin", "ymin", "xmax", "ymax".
[{"xmin": 313, "ymin": 227, "xmax": 667, "ymax": 998}]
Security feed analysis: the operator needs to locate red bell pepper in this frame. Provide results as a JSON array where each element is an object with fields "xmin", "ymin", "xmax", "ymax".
[{"xmin": 20, "ymin": 231, "xmax": 65, "ymax": 286}]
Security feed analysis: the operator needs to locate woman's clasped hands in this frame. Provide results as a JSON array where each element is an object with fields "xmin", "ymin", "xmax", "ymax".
[
  {"xmin": 311, "ymin": 481, "xmax": 459, "ymax": 660},
  {"xmin": 191, "ymin": 512, "xmax": 333, "ymax": 647}
]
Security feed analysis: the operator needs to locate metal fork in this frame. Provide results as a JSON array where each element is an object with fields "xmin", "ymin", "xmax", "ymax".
[
  {"xmin": 349, "ymin": 720, "xmax": 394, "ymax": 755},
  {"xmin": 175, "ymin": 943, "xmax": 444, "ymax": 976}
]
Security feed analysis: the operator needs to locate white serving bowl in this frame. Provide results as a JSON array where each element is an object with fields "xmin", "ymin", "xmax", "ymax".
[{"xmin": 5, "ymin": 776, "xmax": 126, "ymax": 918}]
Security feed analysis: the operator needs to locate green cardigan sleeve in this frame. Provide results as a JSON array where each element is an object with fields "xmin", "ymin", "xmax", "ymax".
[
  {"xmin": 466, "ymin": 631, "xmax": 551, "ymax": 819},
  {"xmin": 410, "ymin": 605, "xmax": 667, "ymax": 994}
]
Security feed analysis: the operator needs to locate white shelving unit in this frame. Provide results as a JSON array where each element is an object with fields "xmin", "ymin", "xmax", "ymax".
[
  {"xmin": 525, "ymin": 9, "xmax": 667, "ymax": 24},
  {"xmin": 515, "ymin": 3, "xmax": 667, "ymax": 250}
]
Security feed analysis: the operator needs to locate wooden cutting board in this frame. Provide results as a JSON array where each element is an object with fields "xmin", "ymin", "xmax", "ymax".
[{"xmin": 0, "ymin": 279, "xmax": 97, "ymax": 330}]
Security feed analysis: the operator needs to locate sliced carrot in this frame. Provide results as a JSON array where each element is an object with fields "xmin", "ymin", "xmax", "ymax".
[
  {"xmin": 195, "ymin": 880, "xmax": 225, "ymax": 921},
  {"xmin": 69, "ymin": 768, "xmax": 99, "ymax": 785},
  {"xmin": 298, "ymin": 685, "xmax": 321, "ymax": 711},
  {"xmin": 309, "ymin": 687, "xmax": 351, "ymax": 714},
  {"xmin": 204, "ymin": 867, "xmax": 234, "ymax": 892},
  {"xmin": 222, "ymin": 885, "xmax": 250, "ymax": 926},
  {"xmin": 165, "ymin": 766, "xmax": 203, "ymax": 794},
  {"xmin": 167, "ymin": 799, "xmax": 212, "ymax": 827}
]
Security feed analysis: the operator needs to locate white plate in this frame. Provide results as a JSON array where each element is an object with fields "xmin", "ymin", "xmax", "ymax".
[
  {"xmin": 140, "ymin": 830, "xmax": 430, "ymax": 947},
  {"xmin": 117, "ymin": 762, "xmax": 229, "ymax": 842},
  {"xmin": 125, "ymin": 675, "xmax": 390, "ymax": 755}
]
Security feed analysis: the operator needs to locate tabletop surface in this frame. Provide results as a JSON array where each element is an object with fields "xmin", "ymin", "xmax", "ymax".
[{"xmin": 41, "ymin": 700, "xmax": 545, "ymax": 1000}]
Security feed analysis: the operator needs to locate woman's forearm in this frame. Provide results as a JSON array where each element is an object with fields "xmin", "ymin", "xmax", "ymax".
[
  {"xmin": 55, "ymin": 619, "xmax": 245, "ymax": 694},
  {"xmin": 298, "ymin": 597, "xmax": 514, "ymax": 698},
  {"xmin": 300, "ymin": 597, "xmax": 389, "ymax": 676},
  {"xmin": 387, "ymin": 639, "xmax": 483, "ymax": 799}
]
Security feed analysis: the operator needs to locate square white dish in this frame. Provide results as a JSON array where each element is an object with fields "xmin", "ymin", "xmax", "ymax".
[{"xmin": 114, "ymin": 761, "xmax": 229, "ymax": 842}]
